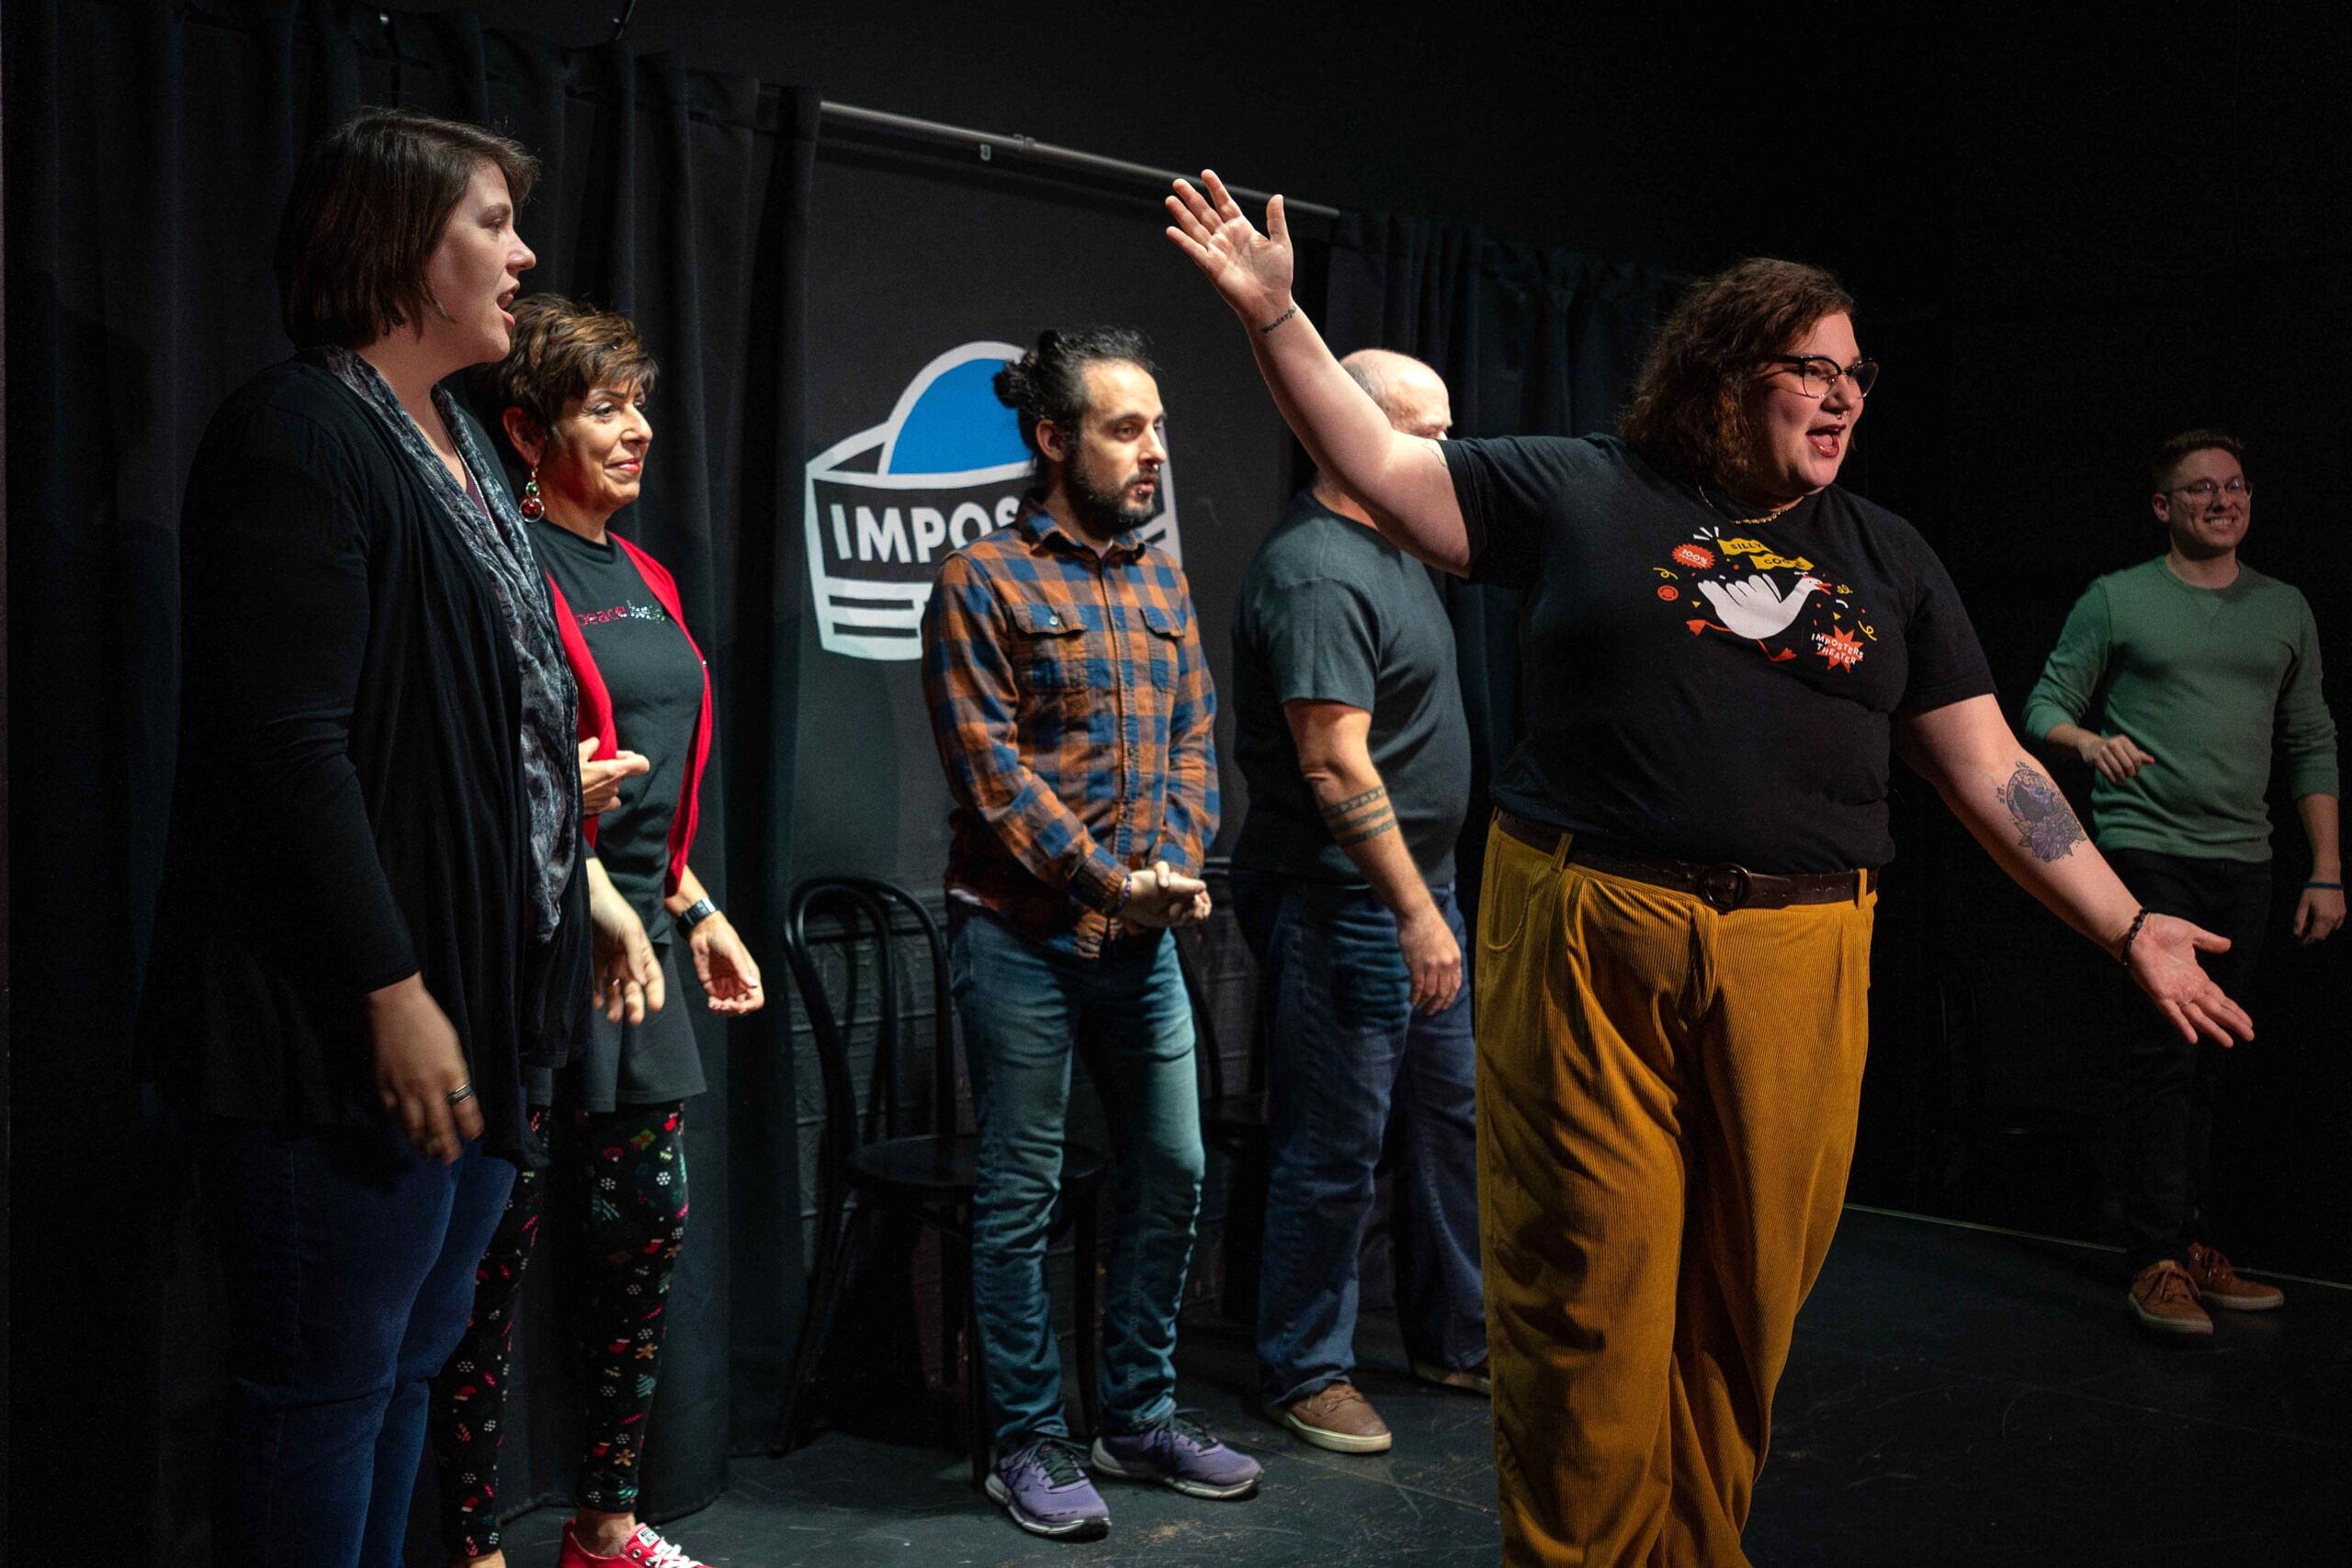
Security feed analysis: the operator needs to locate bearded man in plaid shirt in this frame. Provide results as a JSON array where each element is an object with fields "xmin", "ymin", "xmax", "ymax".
[{"xmin": 922, "ymin": 326, "xmax": 1261, "ymax": 1541}]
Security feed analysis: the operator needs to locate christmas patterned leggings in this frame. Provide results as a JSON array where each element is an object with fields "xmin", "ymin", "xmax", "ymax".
[{"xmin": 429, "ymin": 1101, "xmax": 690, "ymax": 1557}]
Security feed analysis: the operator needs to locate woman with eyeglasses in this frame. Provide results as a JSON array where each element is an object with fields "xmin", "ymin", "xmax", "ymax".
[{"xmin": 1166, "ymin": 173, "xmax": 2253, "ymax": 1566}]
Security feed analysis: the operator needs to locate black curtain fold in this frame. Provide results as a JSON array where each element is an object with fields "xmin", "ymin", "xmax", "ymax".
[
  {"xmin": 5, "ymin": 5, "xmax": 817, "ymax": 1560},
  {"xmin": 1323, "ymin": 215, "xmax": 1672, "ymax": 920}
]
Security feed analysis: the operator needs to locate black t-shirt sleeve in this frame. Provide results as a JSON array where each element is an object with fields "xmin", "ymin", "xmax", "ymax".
[
  {"xmin": 1258, "ymin": 570, "xmax": 1383, "ymax": 712},
  {"xmin": 1894, "ymin": 530, "xmax": 1998, "ymax": 716},
  {"xmin": 1442, "ymin": 434, "xmax": 1599, "ymax": 589}
]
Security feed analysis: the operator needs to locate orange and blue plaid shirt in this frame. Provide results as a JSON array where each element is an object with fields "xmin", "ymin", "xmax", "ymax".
[{"xmin": 921, "ymin": 510, "xmax": 1219, "ymax": 958}]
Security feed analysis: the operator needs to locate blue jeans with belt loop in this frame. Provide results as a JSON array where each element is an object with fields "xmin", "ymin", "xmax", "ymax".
[
  {"xmin": 1234, "ymin": 873, "xmax": 1485, "ymax": 1406},
  {"xmin": 949, "ymin": 907, "xmax": 1205, "ymax": 1446}
]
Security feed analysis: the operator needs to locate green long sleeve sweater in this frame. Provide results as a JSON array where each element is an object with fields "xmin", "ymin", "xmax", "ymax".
[{"xmin": 2022, "ymin": 557, "xmax": 2338, "ymax": 861}]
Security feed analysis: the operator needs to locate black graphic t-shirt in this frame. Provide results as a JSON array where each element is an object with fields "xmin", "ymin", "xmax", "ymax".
[
  {"xmin": 1445, "ymin": 434, "xmax": 1994, "ymax": 872},
  {"xmin": 533, "ymin": 521, "xmax": 706, "ymax": 941}
]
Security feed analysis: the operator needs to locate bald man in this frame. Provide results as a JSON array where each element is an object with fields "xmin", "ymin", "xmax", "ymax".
[{"xmin": 1230, "ymin": 350, "xmax": 1486, "ymax": 1455}]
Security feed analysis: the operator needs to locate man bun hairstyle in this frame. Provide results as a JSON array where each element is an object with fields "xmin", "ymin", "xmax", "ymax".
[
  {"xmin": 1621, "ymin": 257, "xmax": 1855, "ymax": 488},
  {"xmin": 994, "ymin": 326, "xmax": 1158, "ymax": 486},
  {"xmin": 480, "ymin": 294, "xmax": 661, "ymax": 439},
  {"xmin": 277, "ymin": 107, "xmax": 538, "ymax": 350},
  {"xmin": 2151, "ymin": 428, "xmax": 2245, "ymax": 490}
]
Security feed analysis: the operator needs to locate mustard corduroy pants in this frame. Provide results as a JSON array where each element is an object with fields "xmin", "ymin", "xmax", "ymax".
[{"xmin": 1475, "ymin": 824, "xmax": 1875, "ymax": 1566}]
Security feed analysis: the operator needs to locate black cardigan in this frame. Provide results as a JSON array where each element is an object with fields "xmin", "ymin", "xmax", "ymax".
[{"xmin": 140, "ymin": 355, "xmax": 589, "ymax": 1165}]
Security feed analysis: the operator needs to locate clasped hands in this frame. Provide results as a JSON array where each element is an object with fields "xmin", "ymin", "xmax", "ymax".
[{"xmin": 1125, "ymin": 861, "xmax": 1211, "ymax": 928}]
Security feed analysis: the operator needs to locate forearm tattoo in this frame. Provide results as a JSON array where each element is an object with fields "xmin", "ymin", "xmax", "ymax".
[
  {"xmin": 2000, "ymin": 761, "xmax": 2086, "ymax": 862},
  {"xmin": 1321, "ymin": 783, "xmax": 1398, "ymax": 847}
]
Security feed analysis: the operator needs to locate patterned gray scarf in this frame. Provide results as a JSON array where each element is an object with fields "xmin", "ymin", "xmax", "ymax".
[{"xmin": 322, "ymin": 345, "xmax": 577, "ymax": 942}]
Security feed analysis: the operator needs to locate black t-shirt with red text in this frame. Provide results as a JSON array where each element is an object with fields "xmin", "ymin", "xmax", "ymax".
[
  {"xmin": 1444, "ymin": 434, "xmax": 1994, "ymax": 873},
  {"xmin": 533, "ymin": 521, "xmax": 705, "ymax": 939}
]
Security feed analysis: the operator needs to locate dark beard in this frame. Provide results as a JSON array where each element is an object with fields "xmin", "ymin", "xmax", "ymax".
[{"xmin": 1064, "ymin": 458, "xmax": 1164, "ymax": 536}]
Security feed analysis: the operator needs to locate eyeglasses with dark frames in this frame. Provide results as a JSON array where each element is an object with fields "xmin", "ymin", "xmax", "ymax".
[{"xmin": 1759, "ymin": 355, "xmax": 1879, "ymax": 399}]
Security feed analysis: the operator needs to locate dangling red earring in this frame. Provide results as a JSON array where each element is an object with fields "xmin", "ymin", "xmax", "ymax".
[{"xmin": 520, "ymin": 467, "xmax": 543, "ymax": 520}]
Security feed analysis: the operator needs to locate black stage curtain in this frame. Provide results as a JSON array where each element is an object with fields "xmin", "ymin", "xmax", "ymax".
[
  {"xmin": 4, "ymin": 5, "xmax": 817, "ymax": 1560},
  {"xmin": 1322, "ymin": 217, "xmax": 1670, "ymax": 921}
]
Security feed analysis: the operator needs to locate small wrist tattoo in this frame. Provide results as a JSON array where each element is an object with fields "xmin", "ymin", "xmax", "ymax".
[{"xmin": 1258, "ymin": 303, "xmax": 1299, "ymax": 334}]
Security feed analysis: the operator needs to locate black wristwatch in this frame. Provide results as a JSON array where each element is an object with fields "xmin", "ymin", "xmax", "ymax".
[{"xmin": 679, "ymin": 897, "xmax": 718, "ymax": 932}]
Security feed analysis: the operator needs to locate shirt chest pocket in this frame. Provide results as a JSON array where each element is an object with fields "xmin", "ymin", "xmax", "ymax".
[
  {"xmin": 1140, "ymin": 601, "xmax": 1187, "ymax": 691},
  {"xmin": 1008, "ymin": 603, "xmax": 1094, "ymax": 706}
]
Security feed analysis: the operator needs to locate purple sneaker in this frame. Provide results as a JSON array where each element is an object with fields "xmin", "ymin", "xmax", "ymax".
[
  {"xmin": 1091, "ymin": 1411, "xmax": 1262, "ymax": 1500},
  {"xmin": 985, "ymin": 1434, "xmax": 1111, "ymax": 1540}
]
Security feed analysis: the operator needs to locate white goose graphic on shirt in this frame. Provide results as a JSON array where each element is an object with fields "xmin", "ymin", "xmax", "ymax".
[
  {"xmin": 1695, "ymin": 572, "xmax": 1828, "ymax": 641},
  {"xmin": 1653, "ymin": 527, "xmax": 1874, "ymax": 671}
]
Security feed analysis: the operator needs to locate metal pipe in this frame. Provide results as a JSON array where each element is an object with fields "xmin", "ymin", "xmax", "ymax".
[{"xmin": 817, "ymin": 100, "xmax": 1342, "ymax": 221}]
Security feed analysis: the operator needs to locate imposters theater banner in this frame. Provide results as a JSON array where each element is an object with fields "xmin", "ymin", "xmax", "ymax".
[
  {"xmin": 804, "ymin": 341, "xmax": 1181, "ymax": 661},
  {"xmin": 793, "ymin": 146, "xmax": 1298, "ymax": 886}
]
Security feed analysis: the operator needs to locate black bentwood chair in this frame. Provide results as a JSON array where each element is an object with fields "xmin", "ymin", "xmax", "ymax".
[{"xmin": 769, "ymin": 876, "xmax": 1104, "ymax": 1484}]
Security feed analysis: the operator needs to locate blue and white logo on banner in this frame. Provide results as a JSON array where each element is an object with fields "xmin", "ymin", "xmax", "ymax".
[{"xmin": 804, "ymin": 341, "xmax": 1182, "ymax": 660}]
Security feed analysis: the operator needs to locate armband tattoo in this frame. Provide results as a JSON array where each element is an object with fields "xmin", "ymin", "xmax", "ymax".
[{"xmin": 1321, "ymin": 783, "xmax": 1398, "ymax": 848}]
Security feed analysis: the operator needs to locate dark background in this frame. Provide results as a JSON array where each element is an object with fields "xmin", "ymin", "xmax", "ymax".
[
  {"xmin": 7, "ymin": 1, "xmax": 2347, "ymax": 1561},
  {"xmin": 434, "ymin": 0, "xmax": 2352, "ymax": 1300}
]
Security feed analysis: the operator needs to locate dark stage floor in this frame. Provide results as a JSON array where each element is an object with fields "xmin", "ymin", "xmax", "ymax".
[{"xmin": 494, "ymin": 1209, "xmax": 2347, "ymax": 1565}]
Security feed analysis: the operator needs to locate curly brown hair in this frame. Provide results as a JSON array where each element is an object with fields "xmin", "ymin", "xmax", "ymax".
[
  {"xmin": 1621, "ymin": 257, "xmax": 1856, "ymax": 486},
  {"xmin": 479, "ymin": 294, "xmax": 661, "ymax": 440}
]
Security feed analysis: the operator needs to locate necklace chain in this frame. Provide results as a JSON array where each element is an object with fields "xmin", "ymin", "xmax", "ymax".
[{"xmin": 1696, "ymin": 479, "xmax": 1801, "ymax": 526}]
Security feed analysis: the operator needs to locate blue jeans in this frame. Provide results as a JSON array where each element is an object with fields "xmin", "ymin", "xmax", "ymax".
[
  {"xmin": 950, "ymin": 908, "xmax": 1205, "ymax": 1445},
  {"xmin": 205, "ymin": 1121, "xmax": 514, "ymax": 1568},
  {"xmin": 1234, "ymin": 874, "xmax": 1484, "ymax": 1405}
]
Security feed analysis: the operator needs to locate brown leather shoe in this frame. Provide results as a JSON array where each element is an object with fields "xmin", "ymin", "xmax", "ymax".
[
  {"xmin": 2131, "ymin": 1258, "xmax": 2214, "ymax": 1337},
  {"xmin": 1273, "ymin": 1381, "xmax": 1393, "ymax": 1454},
  {"xmin": 2183, "ymin": 1242, "xmax": 2284, "ymax": 1312}
]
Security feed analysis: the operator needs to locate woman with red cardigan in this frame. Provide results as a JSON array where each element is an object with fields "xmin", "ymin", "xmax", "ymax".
[{"xmin": 428, "ymin": 296, "xmax": 762, "ymax": 1568}]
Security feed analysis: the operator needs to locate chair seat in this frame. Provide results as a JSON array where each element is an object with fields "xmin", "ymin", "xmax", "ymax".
[{"xmin": 848, "ymin": 1134, "xmax": 1108, "ymax": 1195}]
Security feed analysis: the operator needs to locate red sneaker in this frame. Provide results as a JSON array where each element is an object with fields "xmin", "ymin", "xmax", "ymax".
[{"xmin": 559, "ymin": 1521, "xmax": 710, "ymax": 1568}]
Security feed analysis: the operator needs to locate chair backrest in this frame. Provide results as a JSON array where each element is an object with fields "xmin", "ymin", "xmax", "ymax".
[
  {"xmin": 778, "ymin": 877, "xmax": 959, "ymax": 1189},
  {"xmin": 1175, "ymin": 877, "xmax": 1265, "ymax": 1105}
]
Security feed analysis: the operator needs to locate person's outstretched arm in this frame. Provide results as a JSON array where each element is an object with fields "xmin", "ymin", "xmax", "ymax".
[
  {"xmin": 1896, "ymin": 694, "xmax": 2254, "ymax": 1046},
  {"xmin": 1164, "ymin": 171, "xmax": 1469, "ymax": 573}
]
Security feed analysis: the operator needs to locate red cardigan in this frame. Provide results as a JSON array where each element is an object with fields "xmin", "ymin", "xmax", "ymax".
[{"xmin": 544, "ymin": 534, "xmax": 712, "ymax": 898}]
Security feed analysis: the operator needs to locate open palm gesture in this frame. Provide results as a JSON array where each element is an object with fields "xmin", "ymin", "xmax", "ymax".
[{"xmin": 1164, "ymin": 170, "xmax": 1294, "ymax": 325}]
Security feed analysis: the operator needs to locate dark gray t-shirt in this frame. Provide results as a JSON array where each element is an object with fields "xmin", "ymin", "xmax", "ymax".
[
  {"xmin": 1444, "ymin": 434, "xmax": 1995, "ymax": 872},
  {"xmin": 1232, "ymin": 489, "xmax": 1473, "ymax": 883}
]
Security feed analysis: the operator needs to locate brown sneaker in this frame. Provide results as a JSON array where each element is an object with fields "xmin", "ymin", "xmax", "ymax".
[
  {"xmin": 1410, "ymin": 1358, "xmax": 1491, "ymax": 1396},
  {"xmin": 1273, "ymin": 1381, "xmax": 1393, "ymax": 1454},
  {"xmin": 2184, "ymin": 1242, "xmax": 2285, "ymax": 1312},
  {"xmin": 2130, "ymin": 1258, "xmax": 2214, "ymax": 1337}
]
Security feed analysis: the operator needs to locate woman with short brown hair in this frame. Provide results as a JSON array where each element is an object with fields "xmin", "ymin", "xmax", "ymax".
[
  {"xmin": 141, "ymin": 107, "xmax": 616, "ymax": 1568},
  {"xmin": 1167, "ymin": 178, "xmax": 2252, "ymax": 1563},
  {"xmin": 426, "ymin": 295, "xmax": 761, "ymax": 1568}
]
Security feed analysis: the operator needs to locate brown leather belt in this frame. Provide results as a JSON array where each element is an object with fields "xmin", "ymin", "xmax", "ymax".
[{"xmin": 1493, "ymin": 809, "xmax": 1877, "ymax": 912}]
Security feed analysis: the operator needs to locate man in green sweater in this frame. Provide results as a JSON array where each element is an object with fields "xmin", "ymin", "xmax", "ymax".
[{"xmin": 2025, "ymin": 428, "xmax": 2341, "ymax": 1337}]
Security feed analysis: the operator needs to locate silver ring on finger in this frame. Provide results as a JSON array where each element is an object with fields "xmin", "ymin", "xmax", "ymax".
[{"xmin": 447, "ymin": 1082, "xmax": 477, "ymax": 1107}]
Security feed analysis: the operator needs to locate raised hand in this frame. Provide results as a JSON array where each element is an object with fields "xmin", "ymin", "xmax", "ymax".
[
  {"xmin": 1164, "ymin": 170, "xmax": 1295, "ymax": 327},
  {"xmin": 2126, "ymin": 912, "xmax": 2255, "ymax": 1046}
]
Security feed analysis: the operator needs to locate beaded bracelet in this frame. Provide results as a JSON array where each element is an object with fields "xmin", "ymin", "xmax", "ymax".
[{"xmin": 2114, "ymin": 907, "xmax": 2151, "ymax": 966}]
